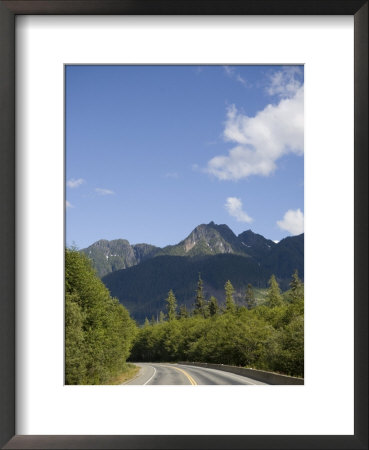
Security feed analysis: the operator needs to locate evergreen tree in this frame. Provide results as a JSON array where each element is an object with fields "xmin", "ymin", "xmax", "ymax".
[
  {"xmin": 194, "ymin": 273, "xmax": 206, "ymax": 317},
  {"xmin": 144, "ymin": 317, "xmax": 150, "ymax": 327},
  {"xmin": 225, "ymin": 280, "xmax": 236, "ymax": 313},
  {"xmin": 208, "ymin": 296, "xmax": 219, "ymax": 316},
  {"xmin": 203, "ymin": 300, "xmax": 211, "ymax": 319},
  {"xmin": 178, "ymin": 304, "xmax": 189, "ymax": 319},
  {"xmin": 265, "ymin": 274, "xmax": 283, "ymax": 308},
  {"xmin": 245, "ymin": 283, "xmax": 256, "ymax": 309},
  {"xmin": 289, "ymin": 270, "xmax": 304, "ymax": 303},
  {"xmin": 159, "ymin": 311, "xmax": 166, "ymax": 323},
  {"xmin": 166, "ymin": 290, "xmax": 177, "ymax": 321},
  {"xmin": 150, "ymin": 315, "xmax": 156, "ymax": 326}
]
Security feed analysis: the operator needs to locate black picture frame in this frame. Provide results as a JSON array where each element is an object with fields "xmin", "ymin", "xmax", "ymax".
[{"xmin": 0, "ymin": 1, "xmax": 367, "ymax": 449}]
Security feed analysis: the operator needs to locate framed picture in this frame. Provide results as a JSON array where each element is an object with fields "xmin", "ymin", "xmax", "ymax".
[{"xmin": 0, "ymin": 1, "xmax": 367, "ymax": 449}]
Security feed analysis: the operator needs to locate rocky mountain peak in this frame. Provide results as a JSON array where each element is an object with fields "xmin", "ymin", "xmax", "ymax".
[{"xmin": 238, "ymin": 229, "xmax": 275, "ymax": 246}]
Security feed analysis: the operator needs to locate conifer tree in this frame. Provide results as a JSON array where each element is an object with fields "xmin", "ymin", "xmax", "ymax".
[
  {"xmin": 194, "ymin": 273, "xmax": 206, "ymax": 317},
  {"xmin": 208, "ymin": 296, "xmax": 219, "ymax": 316},
  {"xmin": 265, "ymin": 274, "xmax": 283, "ymax": 308},
  {"xmin": 159, "ymin": 311, "xmax": 166, "ymax": 323},
  {"xmin": 203, "ymin": 301, "xmax": 211, "ymax": 319},
  {"xmin": 144, "ymin": 317, "xmax": 150, "ymax": 327},
  {"xmin": 225, "ymin": 280, "xmax": 236, "ymax": 313},
  {"xmin": 178, "ymin": 304, "xmax": 189, "ymax": 319},
  {"xmin": 289, "ymin": 270, "xmax": 304, "ymax": 303},
  {"xmin": 166, "ymin": 289, "xmax": 177, "ymax": 321},
  {"xmin": 245, "ymin": 283, "xmax": 256, "ymax": 309}
]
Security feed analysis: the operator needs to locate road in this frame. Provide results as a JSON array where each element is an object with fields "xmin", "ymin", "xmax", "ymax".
[{"xmin": 124, "ymin": 363, "xmax": 267, "ymax": 385}]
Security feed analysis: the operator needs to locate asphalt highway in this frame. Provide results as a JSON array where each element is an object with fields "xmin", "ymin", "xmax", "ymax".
[{"xmin": 125, "ymin": 363, "xmax": 267, "ymax": 385}]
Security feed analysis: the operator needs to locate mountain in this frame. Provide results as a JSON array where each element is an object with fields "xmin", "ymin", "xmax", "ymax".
[
  {"xmin": 158, "ymin": 222, "xmax": 244, "ymax": 257},
  {"xmin": 238, "ymin": 229, "xmax": 277, "ymax": 261},
  {"xmin": 79, "ymin": 222, "xmax": 304, "ymax": 323},
  {"xmin": 102, "ymin": 253, "xmax": 268, "ymax": 323},
  {"xmin": 80, "ymin": 222, "xmax": 247, "ymax": 277},
  {"xmin": 81, "ymin": 239, "xmax": 160, "ymax": 277},
  {"xmin": 263, "ymin": 233, "xmax": 304, "ymax": 279}
]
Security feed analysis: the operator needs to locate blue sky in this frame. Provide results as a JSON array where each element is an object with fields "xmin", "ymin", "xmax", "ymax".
[{"xmin": 66, "ymin": 65, "xmax": 304, "ymax": 249}]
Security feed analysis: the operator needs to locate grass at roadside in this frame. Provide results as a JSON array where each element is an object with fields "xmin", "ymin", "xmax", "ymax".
[{"xmin": 106, "ymin": 363, "xmax": 140, "ymax": 385}]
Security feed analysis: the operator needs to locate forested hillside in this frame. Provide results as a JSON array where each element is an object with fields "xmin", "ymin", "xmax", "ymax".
[{"xmin": 103, "ymin": 254, "xmax": 269, "ymax": 322}]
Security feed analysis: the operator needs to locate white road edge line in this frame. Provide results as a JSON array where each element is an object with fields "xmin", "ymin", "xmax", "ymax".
[{"xmin": 144, "ymin": 365, "xmax": 157, "ymax": 385}]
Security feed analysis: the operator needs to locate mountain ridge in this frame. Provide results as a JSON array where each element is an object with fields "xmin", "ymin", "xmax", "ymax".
[
  {"xmin": 81, "ymin": 222, "xmax": 286, "ymax": 277},
  {"xmin": 81, "ymin": 239, "xmax": 161, "ymax": 277},
  {"xmin": 80, "ymin": 223, "xmax": 303, "ymax": 322}
]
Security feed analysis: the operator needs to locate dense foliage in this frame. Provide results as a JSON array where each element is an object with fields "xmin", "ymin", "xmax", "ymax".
[
  {"xmin": 130, "ymin": 272, "xmax": 304, "ymax": 377},
  {"xmin": 65, "ymin": 248, "xmax": 137, "ymax": 384}
]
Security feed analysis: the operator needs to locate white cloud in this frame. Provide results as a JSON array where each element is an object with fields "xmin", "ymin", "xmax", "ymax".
[
  {"xmin": 225, "ymin": 197, "xmax": 253, "ymax": 223},
  {"xmin": 277, "ymin": 208, "xmax": 304, "ymax": 235},
  {"xmin": 66, "ymin": 200, "xmax": 73, "ymax": 208},
  {"xmin": 223, "ymin": 66, "xmax": 248, "ymax": 87},
  {"xmin": 67, "ymin": 178, "xmax": 85, "ymax": 188},
  {"xmin": 224, "ymin": 65, "xmax": 234, "ymax": 76},
  {"xmin": 95, "ymin": 188, "xmax": 115, "ymax": 196},
  {"xmin": 206, "ymin": 85, "xmax": 304, "ymax": 180},
  {"xmin": 266, "ymin": 67, "xmax": 303, "ymax": 98}
]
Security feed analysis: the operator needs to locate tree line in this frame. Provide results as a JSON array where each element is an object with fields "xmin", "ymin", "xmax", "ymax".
[{"xmin": 130, "ymin": 272, "xmax": 304, "ymax": 377}]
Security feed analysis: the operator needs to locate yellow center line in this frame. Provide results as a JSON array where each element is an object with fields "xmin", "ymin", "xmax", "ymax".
[{"xmin": 160, "ymin": 364, "xmax": 198, "ymax": 385}]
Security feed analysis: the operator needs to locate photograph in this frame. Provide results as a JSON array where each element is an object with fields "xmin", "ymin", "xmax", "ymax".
[{"xmin": 65, "ymin": 65, "xmax": 304, "ymax": 386}]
